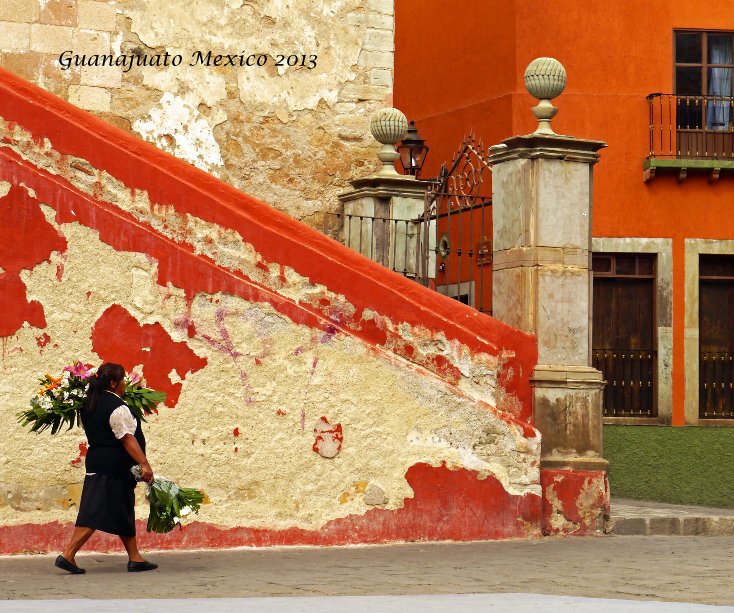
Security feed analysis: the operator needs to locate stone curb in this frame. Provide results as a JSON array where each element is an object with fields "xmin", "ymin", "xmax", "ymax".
[{"xmin": 609, "ymin": 515, "xmax": 734, "ymax": 536}]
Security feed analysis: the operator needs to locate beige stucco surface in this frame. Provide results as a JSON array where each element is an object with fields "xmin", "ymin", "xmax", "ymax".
[{"xmin": 0, "ymin": 121, "xmax": 540, "ymax": 531}]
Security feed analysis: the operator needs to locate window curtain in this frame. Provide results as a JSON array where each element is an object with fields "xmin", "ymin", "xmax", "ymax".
[{"xmin": 707, "ymin": 38, "xmax": 733, "ymax": 130}]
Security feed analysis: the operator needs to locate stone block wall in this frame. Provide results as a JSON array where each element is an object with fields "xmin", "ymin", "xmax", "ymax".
[
  {"xmin": 0, "ymin": 69, "xmax": 541, "ymax": 552},
  {"xmin": 0, "ymin": 0, "xmax": 395, "ymax": 228}
]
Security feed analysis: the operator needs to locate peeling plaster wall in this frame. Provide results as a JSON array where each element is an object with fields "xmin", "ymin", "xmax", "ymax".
[
  {"xmin": 0, "ymin": 0, "xmax": 394, "ymax": 227},
  {"xmin": 1, "ymin": 213, "xmax": 537, "ymax": 529},
  {"xmin": 0, "ymin": 71, "xmax": 542, "ymax": 550}
]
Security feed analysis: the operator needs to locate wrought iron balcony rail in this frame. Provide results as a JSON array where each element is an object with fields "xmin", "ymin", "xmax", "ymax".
[{"xmin": 647, "ymin": 93, "xmax": 734, "ymax": 160}]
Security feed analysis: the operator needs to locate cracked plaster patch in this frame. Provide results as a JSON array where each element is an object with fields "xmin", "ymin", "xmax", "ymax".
[{"xmin": 132, "ymin": 92, "xmax": 224, "ymax": 174}]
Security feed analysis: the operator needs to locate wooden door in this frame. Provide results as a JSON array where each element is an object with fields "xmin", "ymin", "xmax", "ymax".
[
  {"xmin": 699, "ymin": 255, "xmax": 734, "ymax": 418},
  {"xmin": 592, "ymin": 254, "xmax": 656, "ymax": 417}
]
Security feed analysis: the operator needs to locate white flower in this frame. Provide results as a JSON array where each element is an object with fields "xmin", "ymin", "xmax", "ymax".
[
  {"xmin": 180, "ymin": 506, "xmax": 192, "ymax": 517},
  {"xmin": 173, "ymin": 517, "xmax": 181, "ymax": 525}
]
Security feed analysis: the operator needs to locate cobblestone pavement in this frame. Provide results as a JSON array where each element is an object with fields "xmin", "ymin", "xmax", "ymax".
[{"xmin": 0, "ymin": 536, "xmax": 732, "ymax": 607}]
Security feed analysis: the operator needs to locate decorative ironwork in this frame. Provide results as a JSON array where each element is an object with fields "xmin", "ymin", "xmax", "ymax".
[
  {"xmin": 416, "ymin": 133, "xmax": 493, "ymax": 313},
  {"xmin": 328, "ymin": 133, "xmax": 494, "ymax": 314},
  {"xmin": 476, "ymin": 236, "xmax": 492, "ymax": 266},
  {"xmin": 425, "ymin": 133, "xmax": 492, "ymax": 214}
]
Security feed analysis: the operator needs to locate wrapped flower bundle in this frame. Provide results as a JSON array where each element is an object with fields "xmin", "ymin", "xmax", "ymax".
[
  {"xmin": 17, "ymin": 360, "xmax": 166, "ymax": 434},
  {"xmin": 131, "ymin": 465, "xmax": 205, "ymax": 533}
]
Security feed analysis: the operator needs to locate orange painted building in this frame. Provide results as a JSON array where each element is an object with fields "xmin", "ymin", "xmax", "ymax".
[{"xmin": 395, "ymin": 0, "xmax": 734, "ymax": 432}]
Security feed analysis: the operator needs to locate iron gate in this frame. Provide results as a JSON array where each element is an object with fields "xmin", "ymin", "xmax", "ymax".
[
  {"xmin": 327, "ymin": 134, "xmax": 493, "ymax": 314},
  {"xmin": 416, "ymin": 133, "xmax": 493, "ymax": 314}
]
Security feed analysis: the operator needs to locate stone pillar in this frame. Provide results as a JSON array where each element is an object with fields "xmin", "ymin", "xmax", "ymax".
[
  {"xmin": 490, "ymin": 58, "xmax": 609, "ymax": 535},
  {"xmin": 339, "ymin": 175, "xmax": 427, "ymax": 275},
  {"xmin": 338, "ymin": 108, "xmax": 430, "ymax": 278}
]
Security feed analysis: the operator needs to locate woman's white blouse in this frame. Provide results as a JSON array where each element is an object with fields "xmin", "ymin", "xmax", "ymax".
[{"xmin": 104, "ymin": 391, "xmax": 137, "ymax": 439}]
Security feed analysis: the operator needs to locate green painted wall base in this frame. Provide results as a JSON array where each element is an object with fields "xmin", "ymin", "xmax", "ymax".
[{"xmin": 604, "ymin": 425, "xmax": 734, "ymax": 508}]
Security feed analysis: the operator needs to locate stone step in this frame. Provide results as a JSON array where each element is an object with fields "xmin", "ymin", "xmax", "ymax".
[{"xmin": 609, "ymin": 498, "xmax": 734, "ymax": 536}]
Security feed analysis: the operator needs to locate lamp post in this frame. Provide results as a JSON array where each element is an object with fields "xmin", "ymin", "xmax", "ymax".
[{"xmin": 397, "ymin": 120, "xmax": 429, "ymax": 177}]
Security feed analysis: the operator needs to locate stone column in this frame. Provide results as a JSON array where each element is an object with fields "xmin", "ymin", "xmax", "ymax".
[
  {"xmin": 338, "ymin": 108, "xmax": 429, "ymax": 278},
  {"xmin": 339, "ymin": 175, "xmax": 427, "ymax": 275},
  {"xmin": 490, "ymin": 58, "xmax": 609, "ymax": 535}
]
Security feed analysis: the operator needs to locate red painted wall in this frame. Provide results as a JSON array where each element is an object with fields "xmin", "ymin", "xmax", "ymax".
[{"xmin": 396, "ymin": 0, "xmax": 734, "ymax": 425}]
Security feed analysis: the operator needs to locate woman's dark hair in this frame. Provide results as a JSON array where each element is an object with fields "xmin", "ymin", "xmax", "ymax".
[{"xmin": 85, "ymin": 362, "xmax": 125, "ymax": 412}]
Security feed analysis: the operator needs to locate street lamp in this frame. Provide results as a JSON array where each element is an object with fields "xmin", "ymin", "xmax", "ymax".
[{"xmin": 397, "ymin": 120, "xmax": 429, "ymax": 177}]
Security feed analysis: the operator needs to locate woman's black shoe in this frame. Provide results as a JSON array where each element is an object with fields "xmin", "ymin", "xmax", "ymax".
[
  {"xmin": 127, "ymin": 560, "xmax": 158, "ymax": 572},
  {"xmin": 55, "ymin": 555, "xmax": 86, "ymax": 574}
]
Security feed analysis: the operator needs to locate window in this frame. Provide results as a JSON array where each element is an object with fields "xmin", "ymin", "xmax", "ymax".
[
  {"xmin": 676, "ymin": 30, "xmax": 733, "ymax": 131},
  {"xmin": 647, "ymin": 31, "xmax": 734, "ymax": 163}
]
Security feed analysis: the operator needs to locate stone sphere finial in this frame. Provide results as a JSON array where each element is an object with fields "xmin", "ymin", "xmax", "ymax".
[
  {"xmin": 524, "ymin": 57, "xmax": 566, "ymax": 100},
  {"xmin": 370, "ymin": 107, "xmax": 408, "ymax": 175},
  {"xmin": 524, "ymin": 57, "xmax": 567, "ymax": 135}
]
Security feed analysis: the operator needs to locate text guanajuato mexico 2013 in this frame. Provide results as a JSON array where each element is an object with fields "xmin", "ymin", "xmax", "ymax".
[{"xmin": 58, "ymin": 50, "xmax": 318, "ymax": 71}]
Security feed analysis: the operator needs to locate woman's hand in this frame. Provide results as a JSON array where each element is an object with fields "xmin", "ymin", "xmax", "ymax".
[
  {"xmin": 120, "ymin": 434, "xmax": 154, "ymax": 484},
  {"xmin": 138, "ymin": 462, "xmax": 154, "ymax": 484}
]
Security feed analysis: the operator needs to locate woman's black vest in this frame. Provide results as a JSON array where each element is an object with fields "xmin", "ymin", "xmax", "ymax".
[{"xmin": 81, "ymin": 391, "xmax": 146, "ymax": 477}]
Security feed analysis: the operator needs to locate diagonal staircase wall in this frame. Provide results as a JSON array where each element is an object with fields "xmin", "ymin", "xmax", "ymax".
[{"xmin": 0, "ymin": 69, "xmax": 540, "ymax": 553}]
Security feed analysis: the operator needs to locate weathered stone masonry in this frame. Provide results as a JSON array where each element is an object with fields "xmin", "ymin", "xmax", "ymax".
[{"xmin": 0, "ymin": 0, "xmax": 395, "ymax": 228}]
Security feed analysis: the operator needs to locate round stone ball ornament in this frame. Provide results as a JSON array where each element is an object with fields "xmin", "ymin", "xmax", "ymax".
[
  {"xmin": 524, "ymin": 57, "xmax": 567, "ymax": 135},
  {"xmin": 370, "ymin": 107, "xmax": 408, "ymax": 175}
]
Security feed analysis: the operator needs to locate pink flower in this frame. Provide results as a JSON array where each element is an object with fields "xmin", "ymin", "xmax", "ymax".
[
  {"xmin": 127, "ymin": 371, "xmax": 142, "ymax": 385},
  {"xmin": 63, "ymin": 361, "xmax": 95, "ymax": 380}
]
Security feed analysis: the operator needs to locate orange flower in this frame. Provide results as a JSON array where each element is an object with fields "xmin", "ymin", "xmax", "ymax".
[{"xmin": 43, "ymin": 374, "xmax": 63, "ymax": 392}]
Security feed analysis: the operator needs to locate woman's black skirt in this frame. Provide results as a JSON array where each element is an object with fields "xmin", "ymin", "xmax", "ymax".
[{"xmin": 75, "ymin": 473, "xmax": 136, "ymax": 537}]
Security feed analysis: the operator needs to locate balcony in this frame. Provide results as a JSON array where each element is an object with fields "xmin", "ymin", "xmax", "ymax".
[{"xmin": 645, "ymin": 93, "xmax": 734, "ymax": 181}]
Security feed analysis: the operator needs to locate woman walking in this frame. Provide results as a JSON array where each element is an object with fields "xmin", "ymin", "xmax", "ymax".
[{"xmin": 55, "ymin": 362, "xmax": 158, "ymax": 573}]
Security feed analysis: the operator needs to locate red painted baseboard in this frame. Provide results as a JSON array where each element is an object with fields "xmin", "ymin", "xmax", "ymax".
[
  {"xmin": 0, "ymin": 463, "xmax": 541, "ymax": 554},
  {"xmin": 541, "ymin": 469, "xmax": 610, "ymax": 536}
]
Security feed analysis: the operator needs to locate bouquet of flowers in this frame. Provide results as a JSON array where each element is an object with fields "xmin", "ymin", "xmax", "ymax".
[
  {"xmin": 17, "ymin": 360, "xmax": 166, "ymax": 434},
  {"xmin": 131, "ymin": 465, "xmax": 206, "ymax": 533}
]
